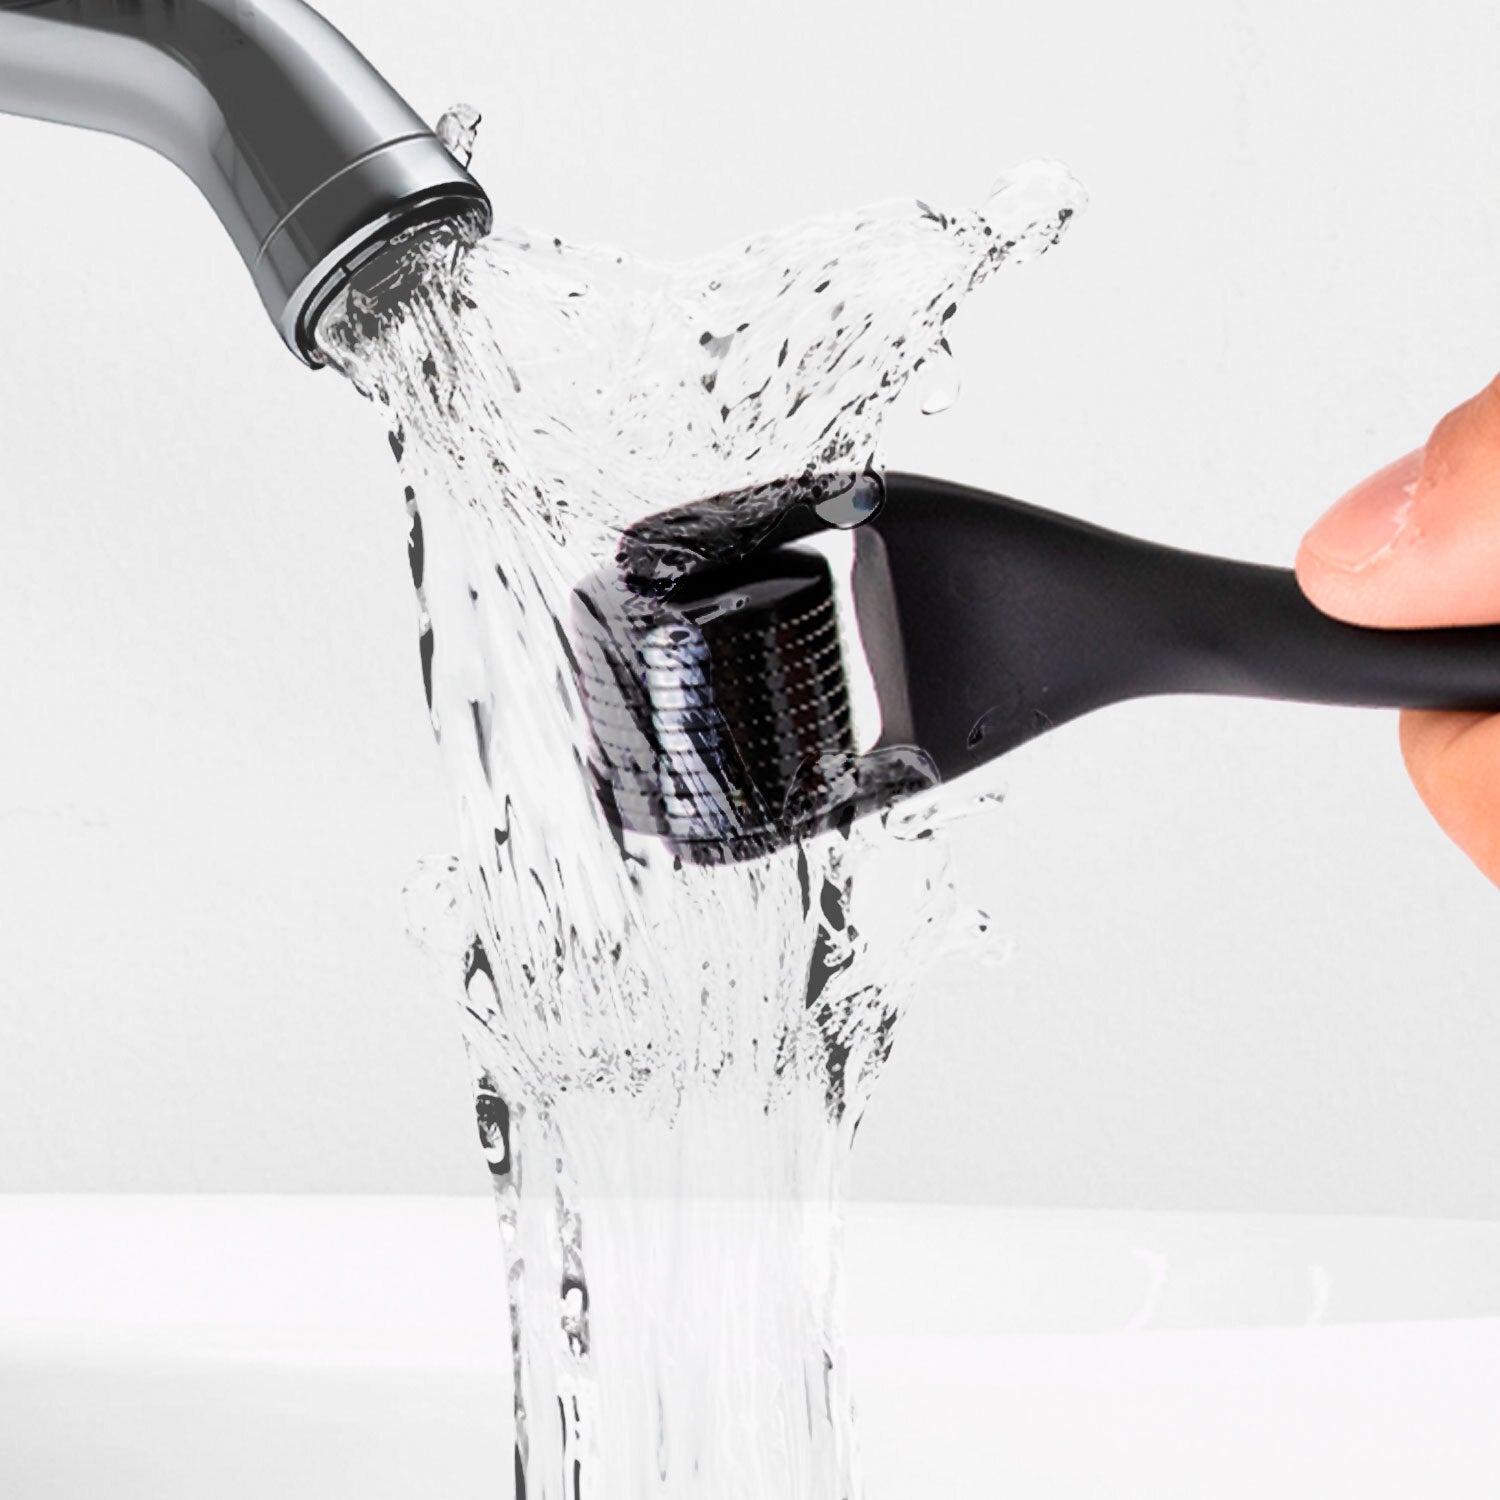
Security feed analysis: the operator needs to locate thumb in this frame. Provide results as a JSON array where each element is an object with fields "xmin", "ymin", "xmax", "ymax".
[
  {"xmin": 1297, "ymin": 376, "xmax": 1500, "ymax": 889},
  {"xmin": 1296, "ymin": 375, "xmax": 1500, "ymax": 628}
]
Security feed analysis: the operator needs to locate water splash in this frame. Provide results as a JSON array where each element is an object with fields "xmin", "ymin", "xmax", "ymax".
[
  {"xmin": 436, "ymin": 102, "xmax": 483, "ymax": 168},
  {"xmin": 320, "ymin": 132, "xmax": 1081, "ymax": 1499}
]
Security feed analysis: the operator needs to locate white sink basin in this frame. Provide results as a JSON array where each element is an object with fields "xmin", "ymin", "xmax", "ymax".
[{"xmin": 2, "ymin": 1196, "xmax": 1498, "ymax": 1498}]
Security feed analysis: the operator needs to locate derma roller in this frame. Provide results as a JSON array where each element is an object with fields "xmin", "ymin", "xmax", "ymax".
[{"xmin": 573, "ymin": 471, "xmax": 1500, "ymax": 864}]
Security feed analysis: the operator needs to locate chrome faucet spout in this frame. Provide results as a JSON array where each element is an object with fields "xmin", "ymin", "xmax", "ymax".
[{"xmin": 0, "ymin": 0, "xmax": 491, "ymax": 363}]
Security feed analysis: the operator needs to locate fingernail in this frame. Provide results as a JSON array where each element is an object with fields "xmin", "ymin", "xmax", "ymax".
[{"xmin": 1303, "ymin": 449, "xmax": 1425, "ymax": 571}]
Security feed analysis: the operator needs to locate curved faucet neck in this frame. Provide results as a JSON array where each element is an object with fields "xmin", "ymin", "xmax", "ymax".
[{"xmin": 0, "ymin": 0, "xmax": 491, "ymax": 363}]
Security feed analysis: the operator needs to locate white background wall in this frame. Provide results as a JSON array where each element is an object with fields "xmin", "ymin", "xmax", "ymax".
[{"xmin": 2, "ymin": 0, "xmax": 1498, "ymax": 1213}]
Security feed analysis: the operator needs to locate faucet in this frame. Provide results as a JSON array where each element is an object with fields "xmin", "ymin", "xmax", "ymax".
[{"xmin": 0, "ymin": 0, "xmax": 491, "ymax": 364}]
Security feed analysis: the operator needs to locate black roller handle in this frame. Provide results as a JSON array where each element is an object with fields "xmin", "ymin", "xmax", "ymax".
[{"xmin": 854, "ymin": 473, "xmax": 1500, "ymax": 779}]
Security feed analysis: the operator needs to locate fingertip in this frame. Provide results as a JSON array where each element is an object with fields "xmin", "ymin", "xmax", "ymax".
[
  {"xmin": 1398, "ymin": 709, "xmax": 1500, "ymax": 887},
  {"xmin": 1293, "ymin": 530, "xmax": 1417, "ymax": 628},
  {"xmin": 1297, "ymin": 380, "xmax": 1500, "ymax": 628},
  {"xmin": 1399, "ymin": 707, "xmax": 1480, "ymax": 791},
  {"xmin": 1300, "ymin": 449, "xmax": 1425, "ymax": 574},
  {"xmin": 1293, "ymin": 535, "xmax": 1346, "ymax": 617},
  {"xmin": 1295, "ymin": 449, "xmax": 1427, "ymax": 627}
]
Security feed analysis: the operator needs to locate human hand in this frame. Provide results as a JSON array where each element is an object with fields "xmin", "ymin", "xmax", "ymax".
[{"xmin": 1297, "ymin": 377, "xmax": 1500, "ymax": 886}]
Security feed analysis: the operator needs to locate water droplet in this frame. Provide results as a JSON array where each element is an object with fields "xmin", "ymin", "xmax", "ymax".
[
  {"xmin": 950, "ymin": 906, "xmax": 1016, "ymax": 968},
  {"xmin": 436, "ymin": 102, "xmax": 483, "ymax": 168},
  {"xmin": 913, "ymin": 341, "xmax": 960, "ymax": 416},
  {"xmin": 811, "ymin": 471, "xmax": 885, "ymax": 529},
  {"xmin": 403, "ymin": 853, "xmax": 472, "ymax": 956}
]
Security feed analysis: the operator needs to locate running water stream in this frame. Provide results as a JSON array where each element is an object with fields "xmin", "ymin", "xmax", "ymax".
[{"xmin": 316, "ymin": 130, "xmax": 1083, "ymax": 1500}]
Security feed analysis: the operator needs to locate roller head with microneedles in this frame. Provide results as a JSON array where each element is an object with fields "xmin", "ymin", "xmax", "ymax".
[{"xmin": 573, "ymin": 546, "xmax": 859, "ymax": 864}]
